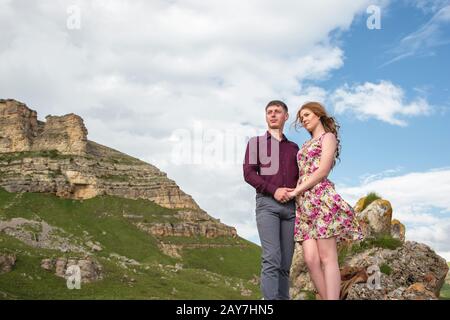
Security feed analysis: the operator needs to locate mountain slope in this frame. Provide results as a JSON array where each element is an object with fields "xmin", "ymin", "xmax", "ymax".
[
  {"xmin": 0, "ymin": 187, "xmax": 261, "ymax": 299},
  {"xmin": 0, "ymin": 99, "xmax": 261, "ymax": 299}
]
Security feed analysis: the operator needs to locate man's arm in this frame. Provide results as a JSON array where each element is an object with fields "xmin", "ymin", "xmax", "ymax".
[{"xmin": 243, "ymin": 138, "xmax": 278, "ymax": 196}]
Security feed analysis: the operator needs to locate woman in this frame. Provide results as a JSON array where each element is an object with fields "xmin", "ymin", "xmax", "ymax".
[{"xmin": 287, "ymin": 101, "xmax": 362, "ymax": 300}]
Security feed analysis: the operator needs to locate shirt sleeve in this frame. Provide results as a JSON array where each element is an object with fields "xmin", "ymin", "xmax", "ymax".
[{"xmin": 242, "ymin": 138, "xmax": 278, "ymax": 196}]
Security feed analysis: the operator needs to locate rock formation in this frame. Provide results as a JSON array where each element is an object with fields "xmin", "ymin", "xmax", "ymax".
[
  {"xmin": 0, "ymin": 99, "xmax": 237, "ymax": 240},
  {"xmin": 290, "ymin": 197, "xmax": 449, "ymax": 300},
  {"xmin": 41, "ymin": 257, "xmax": 103, "ymax": 283},
  {"xmin": 0, "ymin": 99, "xmax": 87, "ymax": 155},
  {"xmin": 0, "ymin": 253, "xmax": 16, "ymax": 274}
]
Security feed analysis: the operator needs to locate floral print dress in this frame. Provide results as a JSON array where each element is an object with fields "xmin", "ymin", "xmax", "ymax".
[{"xmin": 294, "ymin": 132, "xmax": 363, "ymax": 243}]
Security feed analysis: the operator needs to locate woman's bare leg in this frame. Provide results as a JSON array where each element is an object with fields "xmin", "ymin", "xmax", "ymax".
[
  {"xmin": 302, "ymin": 239, "xmax": 327, "ymax": 299},
  {"xmin": 317, "ymin": 237, "xmax": 341, "ymax": 300}
]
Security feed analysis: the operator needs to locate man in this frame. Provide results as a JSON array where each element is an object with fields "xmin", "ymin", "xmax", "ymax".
[{"xmin": 243, "ymin": 100, "xmax": 300, "ymax": 300}]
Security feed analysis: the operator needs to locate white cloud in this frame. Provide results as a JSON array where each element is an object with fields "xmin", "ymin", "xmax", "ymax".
[
  {"xmin": 0, "ymin": 2, "xmax": 444, "ymax": 264},
  {"xmin": 330, "ymin": 80, "xmax": 432, "ymax": 126},
  {"xmin": 0, "ymin": 0, "xmax": 378, "ymax": 244},
  {"xmin": 337, "ymin": 167, "xmax": 450, "ymax": 260},
  {"xmin": 383, "ymin": 4, "xmax": 450, "ymax": 66},
  {"xmin": 404, "ymin": 0, "xmax": 450, "ymax": 14},
  {"xmin": 358, "ymin": 166, "xmax": 405, "ymax": 185}
]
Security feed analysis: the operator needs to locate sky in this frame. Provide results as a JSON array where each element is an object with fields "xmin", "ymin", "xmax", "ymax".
[{"xmin": 1, "ymin": 0, "xmax": 450, "ymax": 259}]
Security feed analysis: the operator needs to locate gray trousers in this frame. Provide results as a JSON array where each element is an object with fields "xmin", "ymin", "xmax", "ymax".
[{"xmin": 255, "ymin": 192, "xmax": 296, "ymax": 300}]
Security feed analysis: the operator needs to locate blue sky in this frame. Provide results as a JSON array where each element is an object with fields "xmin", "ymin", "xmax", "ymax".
[
  {"xmin": 283, "ymin": 1, "xmax": 450, "ymax": 259},
  {"xmin": 1, "ymin": 0, "xmax": 449, "ymax": 259},
  {"xmin": 287, "ymin": 1, "xmax": 450, "ymax": 179}
]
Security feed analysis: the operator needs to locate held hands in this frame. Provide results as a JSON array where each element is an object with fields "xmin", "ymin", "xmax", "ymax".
[
  {"xmin": 274, "ymin": 187, "xmax": 299, "ymax": 204},
  {"xmin": 286, "ymin": 189, "xmax": 299, "ymax": 200}
]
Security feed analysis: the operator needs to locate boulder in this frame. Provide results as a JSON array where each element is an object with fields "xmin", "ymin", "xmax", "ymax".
[
  {"xmin": 290, "ymin": 195, "xmax": 449, "ymax": 300},
  {"xmin": 391, "ymin": 219, "xmax": 405, "ymax": 242},
  {"xmin": 357, "ymin": 199, "xmax": 392, "ymax": 238},
  {"xmin": 41, "ymin": 257, "xmax": 103, "ymax": 283},
  {"xmin": 0, "ymin": 253, "xmax": 16, "ymax": 274}
]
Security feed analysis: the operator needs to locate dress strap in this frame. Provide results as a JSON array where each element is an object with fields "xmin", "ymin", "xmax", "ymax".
[{"xmin": 319, "ymin": 132, "xmax": 327, "ymax": 143}]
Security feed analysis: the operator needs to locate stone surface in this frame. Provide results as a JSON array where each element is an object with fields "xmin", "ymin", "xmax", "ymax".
[
  {"xmin": 40, "ymin": 257, "xmax": 103, "ymax": 283},
  {"xmin": 31, "ymin": 113, "xmax": 88, "ymax": 155},
  {"xmin": 357, "ymin": 199, "xmax": 393, "ymax": 238},
  {"xmin": 290, "ymin": 195, "xmax": 449, "ymax": 300},
  {"xmin": 391, "ymin": 219, "xmax": 405, "ymax": 242},
  {"xmin": 0, "ymin": 218, "xmax": 86, "ymax": 253},
  {"xmin": 137, "ymin": 221, "xmax": 237, "ymax": 238},
  {"xmin": 0, "ymin": 99, "xmax": 237, "ymax": 240},
  {"xmin": 0, "ymin": 99, "xmax": 87, "ymax": 155},
  {"xmin": 0, "ymin": 99, "xmax": 39, "ymax": 152},
  {"xmin": 0, "ymin": 253, "xmax": 16, "ymax": 274}
]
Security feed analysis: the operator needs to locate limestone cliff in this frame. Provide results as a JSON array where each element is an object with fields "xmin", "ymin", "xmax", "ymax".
[
  {"xmin": 0, "ymin": 99, "xmax": 236, "ymax": 239},
  {"xmin": 0, "ymin": 99, "xmax": 87, "ymax": 155}
]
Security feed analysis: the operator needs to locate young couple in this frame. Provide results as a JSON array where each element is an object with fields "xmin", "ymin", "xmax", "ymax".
[{"xmin": 243, "ymin": 100, "xmax": 362, "ymax": 300}]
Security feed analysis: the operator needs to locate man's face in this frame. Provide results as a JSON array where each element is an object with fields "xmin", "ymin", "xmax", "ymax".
[{"xmin": 266, "ymin": 105, "xmax": 288, "ymax": 129}]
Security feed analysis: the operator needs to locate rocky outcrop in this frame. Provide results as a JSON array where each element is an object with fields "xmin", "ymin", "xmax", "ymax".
[
  {"xmin": 0, "ymin": 99, "xmax": 87, "ymax": 155},
  {"xmin": 358, "ymin": 199, "xmax": 393, "ymax": 238},
  {"xmin": 391, "ymin": 219, "xmax": 405, "ymax": 242},
  {"xmin": 0, "ymin": 150, "xmax": 200, "ymax": 208},
  {"xmin": 343, "ymin": 241, "xmax": 448, "ymax": 300},
  {"xmin": 0, "ymin": 100, "xmax": 39, "ymax": 152},
  {"xmin": 0, "ymin": 253, "xmax": 16, "ymax": 274},
  {"xmin": 290, "ymin": 196, "xmax": 449, "ymax": 300},
  {"xmin": 0, "ymin": 100, "xmax": 209, "ymax": 210},
  {"xmin": 41, "ymin": 257, "xmax": 103, "ymax": 283},
  {"xmin": 0, "ymin": 217, "xmax": 87, "ymax": 253},
  {"xmin": 31, "ymin": 114, "xmax": 87, "ymax": 155},
  {"xmin": 137, "ymin": 221, "xmax": 237, "ymax": 238},
  {"xmin": 0, "ymin": 99, "xmax": 238, "ymax": 247}
]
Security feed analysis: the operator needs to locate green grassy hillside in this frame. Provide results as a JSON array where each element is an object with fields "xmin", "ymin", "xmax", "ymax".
[
  {"xmin": 440, "ymin": 262, "xmax": 450, "ymax": 300},
  {"xmin": 0, "ymin": 188, "xmax": 261, "ymax": 299}
]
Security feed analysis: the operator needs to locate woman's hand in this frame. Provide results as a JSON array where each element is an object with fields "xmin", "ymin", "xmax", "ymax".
[{"xmin": 287, "ymin": 188, "xmax": 301, "ymax": 200}]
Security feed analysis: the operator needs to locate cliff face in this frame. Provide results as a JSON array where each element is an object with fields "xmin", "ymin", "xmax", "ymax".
[
  {"xmin": 0, "ymin": 99, "xmax": 87, "ymax": 155},
  {"xmin": 0, "ymin": 99, "xmax": 39, "ymax": 152},
  {"xmin": 0, "ymin": 99, "xmax": 236, "ymax": 239},
  {"xmin": 32, "ymin": 113, "xmax": 88, "ymax": 155}
]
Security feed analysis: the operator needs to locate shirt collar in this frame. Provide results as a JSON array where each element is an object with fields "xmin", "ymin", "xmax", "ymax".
[{"xmin": 265, "ymin": 130, "xmax": 287, "ymax": 141}]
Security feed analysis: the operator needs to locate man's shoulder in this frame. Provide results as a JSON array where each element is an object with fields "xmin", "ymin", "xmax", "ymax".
[{"xmin": 285, "ymin": 139, "xmax": 299, "ymax": 150}]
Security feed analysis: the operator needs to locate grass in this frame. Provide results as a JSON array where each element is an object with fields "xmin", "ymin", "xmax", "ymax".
[
  {"xmin": 338, "ymin": 234, "xmax": 403, "ymax": 265},
  {"xmin": 98, "ymin": 174, "xmax": 130, "ymax": 182},
  {"xmin": 361, "ymin": 192, "xmax": 382, "ymax": 211},
  {"xmin": 161, "ymin": 236, "xmax": 248, "ymax": 245},
  {"xmin": 440, "ymin": 262, "xmax": 450, "ymax": 300},
  {"xmin": 440, "ymin": 284, "xmax": 450, "ymax": 300},
  {"xmin": 182, "ymin": 242, "xmax": 261, "ymax": 280},
  {"xmin": 353, "ymin": 234, "xmax": 402, "ymax": 253},
  {"xmin": 0, "ymin": 150, "xmax": 71, "ymax": 163},
  {"xmin": 0, "ymin": 149, "xmax": 140, "ymax": 166},
  {"xmin": 0, "ymin": 233, "xmax": 259, "ymax": 299},
  {"xmin": 0, "ymin": 187, "xmax": 262, "ymax": 299},
  {"xmin": 380, "ymin": 263, "xmax": 392, "ymax": 275},
  {"xmin": 300, "ymin": 290, "xmax": 316, "ymax": 300}
]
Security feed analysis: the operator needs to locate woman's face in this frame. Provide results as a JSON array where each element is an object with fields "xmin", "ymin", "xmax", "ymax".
[{"xmin": 299, "ymin": 108, "xmax": 320, "ymax": 132}]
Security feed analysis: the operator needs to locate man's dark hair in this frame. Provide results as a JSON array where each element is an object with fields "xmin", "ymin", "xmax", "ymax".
[{"xmin": 265, "ymin": 100, "xmax": 288, "ymax": 112}]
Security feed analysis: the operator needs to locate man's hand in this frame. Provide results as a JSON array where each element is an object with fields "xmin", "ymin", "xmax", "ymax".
[
  {"xmin": 286, "ymin": 189, "xmax": 297, "ymax": 200},
  {"xmin": 274, "ymin": 187, "xmax": 295, "ymax": 203}
]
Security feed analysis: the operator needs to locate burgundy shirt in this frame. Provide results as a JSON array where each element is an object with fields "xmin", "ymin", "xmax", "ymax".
[{"xmin": 243, "ymin": 130, "xmax": 299, "ymax": 196}]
